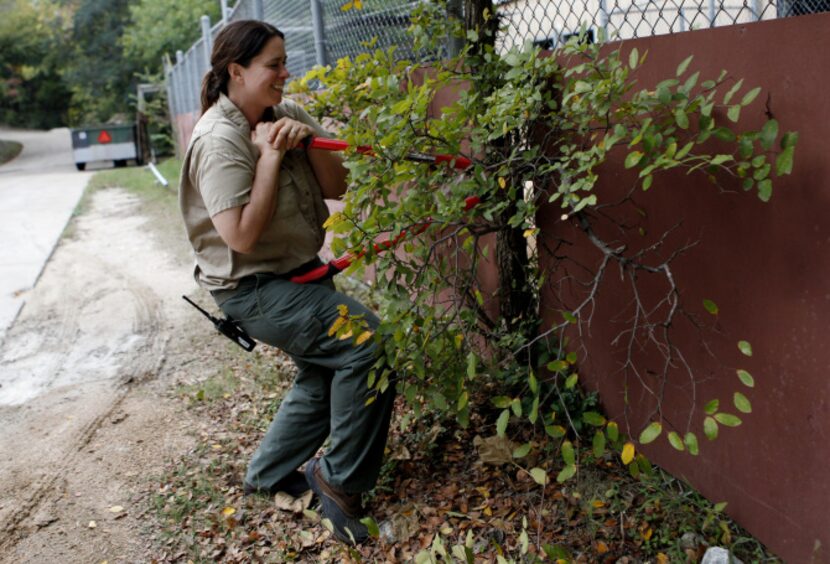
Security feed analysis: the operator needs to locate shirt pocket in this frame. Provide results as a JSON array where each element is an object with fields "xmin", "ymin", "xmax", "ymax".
[{"xmin": 274, "ymin": 166, "xmax": 301, "ymax": 219}]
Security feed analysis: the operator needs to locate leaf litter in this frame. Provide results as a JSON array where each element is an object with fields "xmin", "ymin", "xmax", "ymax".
[{"xmin": 145, "ymin": 343, "xmax": 780, "ymax": 563}]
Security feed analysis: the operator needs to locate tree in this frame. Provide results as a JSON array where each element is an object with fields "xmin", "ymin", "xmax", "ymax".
[
  {"xmin": 0, "ymin": 0, "xmax": 71, "ymax": 128},
  {"xmin": 121, "ymin": 0, "xmax": 220, "ymax": 71}
]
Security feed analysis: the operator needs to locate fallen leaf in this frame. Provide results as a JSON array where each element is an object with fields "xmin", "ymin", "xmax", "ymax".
[
  {"xmin": 473, "ymin": 434, "xmax": 516, "ymax": 466},
  {"xmin": 108, "ymin": 505, "xmax": 124, "ymax": 513},
  {"xmin": 221, "ymin": 507, "xmax": 236, "ymax": 516},
  {"xmin": 273, "ymin": 490, "xmax": 313, "ymax": 514},
  {"xmin": 88, "ymin": 520, "xmax": 97, "ymax": 529}
]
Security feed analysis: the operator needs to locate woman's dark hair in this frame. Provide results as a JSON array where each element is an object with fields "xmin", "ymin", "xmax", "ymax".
[{"xmin": 200, "ymin": 20, "xmax": 284, "ymax": 115}]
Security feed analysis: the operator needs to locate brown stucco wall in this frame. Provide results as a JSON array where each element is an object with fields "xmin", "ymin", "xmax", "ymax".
[{"xmin": 537, "ymin": 13, "xmax": 830, "ymax": 562}]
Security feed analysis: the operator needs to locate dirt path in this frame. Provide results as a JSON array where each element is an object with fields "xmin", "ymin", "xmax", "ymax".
[{"xmin": 0, "ymin": 186, "xmax": 216, "ymax": 563}]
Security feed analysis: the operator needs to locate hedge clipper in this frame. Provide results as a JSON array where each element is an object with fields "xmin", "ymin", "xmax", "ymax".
[
  {"xmin": 290, "ymin": 136, "xmax": 478, "ymax": 284},
  {"xmin": 184, "ymin": 137, "xmax": 477, "ymax": 350}
]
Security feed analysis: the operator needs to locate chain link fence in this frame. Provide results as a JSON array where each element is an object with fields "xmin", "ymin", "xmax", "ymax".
[{"xmin": 166, "ymin": 0, "xmax": 828, "ymax": 149}]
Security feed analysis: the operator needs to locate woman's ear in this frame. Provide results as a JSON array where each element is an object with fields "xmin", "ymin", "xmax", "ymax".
[{"xmin": 227, "ymin": 62, "xmax": 244, "ymax": 83}]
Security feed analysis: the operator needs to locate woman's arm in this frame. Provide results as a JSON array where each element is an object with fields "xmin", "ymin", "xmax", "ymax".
[{"xmin": 212, "ymin": 122, "xmax": 285, "ymax": 254}]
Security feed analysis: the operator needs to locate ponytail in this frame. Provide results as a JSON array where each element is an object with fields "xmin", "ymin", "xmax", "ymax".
[
  {"xmin": 200, "ymin": 70, "xmax": 225, "ymax": 115},
  {"xmin": 199, "ymin": 20, "xmax": 284, "ymax": 115}
]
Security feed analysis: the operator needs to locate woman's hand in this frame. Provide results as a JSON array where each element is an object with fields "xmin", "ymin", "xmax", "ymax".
[
  {"xmin": 267, "ymin": 117, "xmax": 314, "ymax": 151},
  {"xmin": 251, "ymin": 122, "xmax": 284, "ymax": 159}
]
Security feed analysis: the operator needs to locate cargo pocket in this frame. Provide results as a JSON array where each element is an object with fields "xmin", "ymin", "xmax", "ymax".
[{"xmin": 283, "ymin": 315, "xmax": 323, "ymax": 356}]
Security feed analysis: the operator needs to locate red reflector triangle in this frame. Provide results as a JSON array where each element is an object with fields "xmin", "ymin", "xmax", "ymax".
[{"xmin": 98, "ymin": 130, "xmax": 112, "ymax": 144}]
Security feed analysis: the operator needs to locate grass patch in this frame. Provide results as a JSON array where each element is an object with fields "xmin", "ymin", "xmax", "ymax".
[
  {"xmin": 64, "ymin": 158, "xmax": 191, "ymax": 261},
  {"xmin": 0, "ymin": 139, "xmax": 23, "ymax": 165}
]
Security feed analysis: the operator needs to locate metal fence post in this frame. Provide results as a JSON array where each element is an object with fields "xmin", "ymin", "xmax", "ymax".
[
  {"xmin": 599, "ymin": 0, "xmax": 610, "ymax": 41},
  {"xmin": 310, "ymin": 0, "xmax": 329, "ymax": 67},
  {"xmin": 447, "ymin": 0, "xmax": 464, "ymax": 57},
  {"xmin": 220, "ymin": 0, "xmax": 230, "ymax": 23},
  {"xmin": 253, "ymin": 0, "xmax": 264, "ymax": 20},
  {"xmin": 708, "ymin": 0, "xmax": 716, "ymax": 27},
  {"xmin": 175, "ymin": 50, "xmax": 186, "ymax": 115},
  {"xmin": 201, "ymin": 15, "xmax": 213, "ymax": 70}
]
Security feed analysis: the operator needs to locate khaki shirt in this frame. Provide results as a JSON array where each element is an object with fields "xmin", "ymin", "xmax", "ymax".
[{"xmin": 179, "ymin": 93, "xmax": 331, "ymax": 291}]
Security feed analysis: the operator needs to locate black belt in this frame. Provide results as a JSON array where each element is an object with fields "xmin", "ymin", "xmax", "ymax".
[{"xmin": 210, "ymin": 257, "xmax": 324, "ymax": 305}]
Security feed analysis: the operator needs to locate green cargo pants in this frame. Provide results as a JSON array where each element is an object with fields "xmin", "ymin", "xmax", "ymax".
[{"xmin": 217, "ymin": 272, "xmax": 395, "ymax": 495}]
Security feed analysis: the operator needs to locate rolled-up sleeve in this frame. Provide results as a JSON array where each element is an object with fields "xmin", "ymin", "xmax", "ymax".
[{"xmin": 191, "ymin": 140, "xmax": 254, "ymax": 217}]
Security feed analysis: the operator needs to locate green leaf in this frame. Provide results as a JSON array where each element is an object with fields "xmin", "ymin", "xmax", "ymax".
[
  {"xmin": 531, "ymin": 467, "xmax": 549, "ymax": 485},
  {"xmin": 629, "ymin": 47, "xmax": 639, "ymax": 70},
  {"xmin": 741, "ymin": 86, "xmax": 761, "ymax": 106},
  {"xmin": 546, "ymin": 424, "xmax": 566, "ymax": 438},
  {"xmin": 529, "ymin": 395, "xmax": 540, "ymax": 424},
  {"xmin": 625, "ymin": 151, "xmax": 644, "ymax": 169},
  {"xmin": 737, "ymin": 369, "xmax": 755, "ymax": 388},
  {"xmin": 642, "ymin": 174, "xmax": 653, "ymax": 191},
  {"xmin": 704, "ymin": 416, "xmax": 719, "ymax": 440},
  {"xmin": 703, "ymin": 299, "xmax": 719, "ymax": 315},
  {"xmin": 734, "ymin": 392, "xmax": 752, "ymax": 413},
  {"xmin": 529, "ymin": 371, "xmax": 538, "ymax": 395},
  {"xmin": 676, "ymin": 54, "xmax": 693, "ymax": 77},
  {"xmin": 714, "ymin": 501, "xmax": 728, "ymax": 512},
  {"xmin": 606, "ymin": 421, "xmax": 619, "ymax": 442},
  {"xmin": 711, "ymin": 154, "xmax": 733, "ymax": 166},
  {"xmin": 561, "ymin": 440, "xmax": 575, "ymax": 465},
  {"xmin": 760, "ymin": 119, "xmax": 779, "ymax": 150},
  {"xmin": 467, "ymin": 352, "xmax": 477, "ymax": 378},
  {"xmin": 667, "ymin": 431, "xmax": 685, "ymax": 451},
  {"xmin": 723, "ymin": 78, "xmax": 744, "ymax": 105},
  {"xmin": 727, "ymin": 105, "xmax": 741, "ymax": 123},
  {"xmin": 776, "ymin": 146, "xmax": 795, "ymax": 176},
  {"xmin": 513, "ymin": 442, "xmax": 532, "ymax": 459},
  {"xmin": 781, "ymin": 131, "xmax": 799, "ymax": 149},
  {"xmin": 713, "ymin": 127, "xmax": 736, "ymax": 142},
  {"xmin": 562, "ymin": 311, "xmax": 578, "ymax": 324},
  {"xmin": 704, "ymin": 399, "xmax": 720, "ymax": 415},
  {"xmin": 556, "ymin": 464, "xmax": 576, "ymax": 483},
  {"xmin": 738, "ymin": 340, "xmax": 753, "ymax": 356},
  {"xmin": 361, "ymin": 516, "xmax": 380, "ymax": 538},
  {"xmin": 675, "ymin": 141, "xmax": 694, "ymax": 159},
  {"xmin": 714, "ymin": 412, "xmax": 742, "ymax": 427},
  {"xmin": 757, "ymin": 179, "xmax": 772, "ymax": 202},
  {"xmin": 593, "ymin": 430, "xmax": 606, "ymax": 458},
  {"xmin": 511, "ymin": 398, "xmax": 523, "ymax": 417},
  {"xmin": 675, "ymin": 109, "xmax": 689, "ymax": 129},
  {"xmin": 496, "ymin": 409, "xmax": 510, "ymax": 437},
  {"xmin": 547, "ymin": 360, "xmax": 569, "ymax": 372},
  {"xmin": 492, "ymin": 396, "xmax": 513, "ymax": 409},
  {"xmin": 565, "ymin": 373, "xmax": 579, "ymax": 389},
  {"xmin": 684, "ymin": 432, "xmax": 700, "ymax": 455},
  {"xmin": 583, "ymin": 412, "xmax": 606, "ymax": 426},
  {"xmin": 638, "ymin": 421, "xmax": 663, "ymax": 444}
]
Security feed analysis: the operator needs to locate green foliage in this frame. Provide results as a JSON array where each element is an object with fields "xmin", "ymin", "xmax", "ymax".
[
  {"xmin": 121, "ymin": 0, "xmax": 220, "ymax": 70},
  {"xmin": 293, "ymin": 2, "xmax": 795, "ymax": 480},
  {"xmin": 0, "ymin": 0, "xmax": 72, "ymax": 128}
]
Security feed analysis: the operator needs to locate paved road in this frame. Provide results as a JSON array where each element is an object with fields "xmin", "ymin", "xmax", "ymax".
[{"xmin": 0, "ymin": 128, "xmax": 90, "ymax": 341}]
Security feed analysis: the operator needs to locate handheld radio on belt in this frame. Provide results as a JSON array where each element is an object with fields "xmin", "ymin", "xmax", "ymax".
[{"xmin": 182, "ymin": 295, "xmax": 256, "ymax": 351}]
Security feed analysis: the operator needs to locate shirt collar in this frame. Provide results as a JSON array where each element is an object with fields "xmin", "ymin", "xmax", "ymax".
[{"xmin": 217, "ymin": 93, "xmax": 251, "ymax": 135}]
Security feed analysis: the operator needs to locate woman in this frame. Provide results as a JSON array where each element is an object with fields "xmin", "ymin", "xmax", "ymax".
[{"xmin": 178, "ymin": 20, "xmax": 395, "ymax": 545}]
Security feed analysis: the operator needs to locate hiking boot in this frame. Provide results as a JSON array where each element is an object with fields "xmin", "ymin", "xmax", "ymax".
[
  {"xmin": 304, "ymin": 457, "xmax": 369, "ymax": 544},
  {"xmin": 243, "ymin": 470, "xmax": 310, "ymax": 497}
]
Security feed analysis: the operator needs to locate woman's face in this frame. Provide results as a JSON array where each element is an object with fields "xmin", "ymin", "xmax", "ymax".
[{"xmin": 235, "ymin": 35, "xmax": 290, "ymax": 109}]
